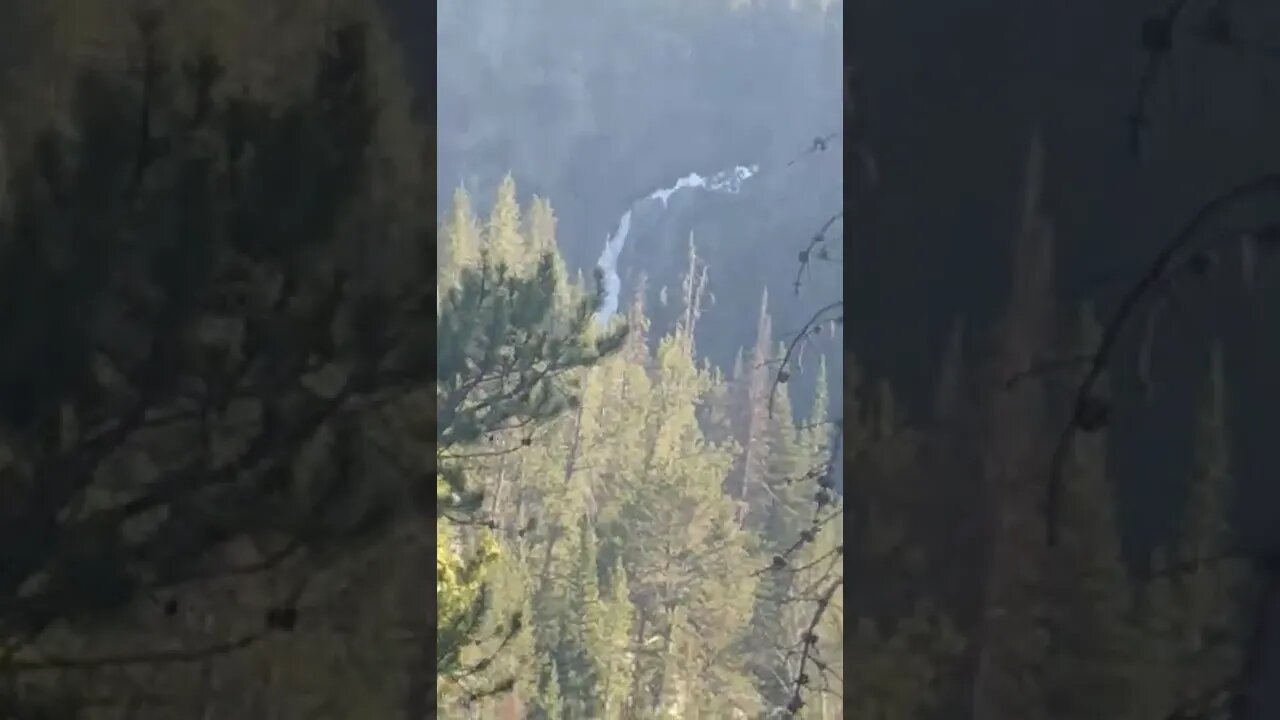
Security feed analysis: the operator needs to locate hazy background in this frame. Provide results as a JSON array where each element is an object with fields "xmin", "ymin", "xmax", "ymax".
[{"xmin": 389, "ymin": 0, "xmax": 844, "ymax": 410}]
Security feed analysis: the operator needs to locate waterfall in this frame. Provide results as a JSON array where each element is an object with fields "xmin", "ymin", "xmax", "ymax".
[{"xmin": 595, "ymin": 164, "xmax": 758, "ymax": 324}]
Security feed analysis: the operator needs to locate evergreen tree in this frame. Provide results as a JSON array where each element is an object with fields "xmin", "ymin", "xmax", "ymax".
[
  {"xmin": 971, "ymin": 133, "xmax": 1057, "ymax": 720},
  {"xmin": 1041, "ymin": 303, "xmax": 1137, "ymax": 719},
  {"xmin": 440, "ymin": 185, "xmax": 482, "ymax": 291},
  {"xmin": 435, "ymin": 178, "xmax": 625, "ymax": 711},
  {"xmin": 729, "ymin": 288, "xmax": 773, "ymax": 520},
  {"xmin": 536, "ymin": 659, "xmax": 564, "ymax": 720},
  {"xmin": 560, "ymin": 514, "xmax": 606, "ymax": 716},
  {"xmin": 620, "ymin": 329, "xmax": 759, "ymax": 717},
  {"xmin": 600, "ymin": 559, "xmax": 635, "ymax": 719},
  {"xmin": 526, "ymin": 195, "xmax": 557, "ymax": 256},
  {"xmin": 621, "ymin": 275, "xmax": 652, "ymax": 363},
  {"xmin": 526, "ymin": 195, "xmax": 571, "ymax": 307},
  {"xmin": 0, "ymin": 13, "xmax": 466, "ymax": 715},
  {"xmin": 844, "ymin": 602, "xmax": 965, "ymax": 719},
  {"xmin": 747, "ymin": 353, "xmax": 813, "ymax": 709},
  {"xmin": 699, "ymin": 363, "xmax": 737, "ymax": 447},
  {"xmin": 485, "ymin": 172, "xmax": 526, "ymax": 272},
  {"xmin": 807, "ymin": 354, "xmax": 831, "ymax": 448},
  {"xmin": 1133, "ymin": 548, "xmax": 1182, "ymax": 719},
  {"xmin": 437, "ymin": 252, "xmax": 625, "ymax": 452},
  {"xmin": 0, "ymin": 1, "xmax": 859, "ymax": 716},
  {"xmin": 1126, "ymin": 344, "xmax": 1247, "ymax": 720},
  {"xmin": 1171, "ymin": 341, "xmax": 1247, "ymax": 712},
  {"xmin": 933, "ymin": 316, "xmax": 966, "ymax": 424}
]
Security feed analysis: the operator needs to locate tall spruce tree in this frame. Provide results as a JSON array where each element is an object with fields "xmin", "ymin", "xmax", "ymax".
[
  {"xmin": 746, "ymin": 351, "xmax": 812, "ymax": 709},
  {"xmin": 1133, "ymin": 547, "xmax": 1183, "ymax": 719},
  {"xmin": 971, "ymin": 132, "xmax": 1057, "ymax": 720},
  {"xmin": 1041, "ymin": 303, "xmax": 1137, "ymax": 719},
  {"xmin": 439, "ymin": 185, "xmax": 482, "ymax": 292},
  {"xmin": 1171, "ymin": 341, "xmax": 1247, "ymax": 712},
  {"xmin": 435, "ymin": 174, "xmax": 626, "ymax": 713},
  {"xmin": 560, "ymin": 514, "xmax": 606, "ymax": 716},
  {"xmin": 599, "ymin": 558, "xmax": 635, "ymax": 719},
  {"xmin": 485, "ymin": 172, "xmax": 526, "ymax": 273},
  {"xmin": 730, "ymin": 288, "xmax": 773, "ymax": 519}
]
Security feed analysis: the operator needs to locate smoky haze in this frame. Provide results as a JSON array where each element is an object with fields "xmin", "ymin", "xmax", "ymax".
[{"xmin": 418, "ymin": 0, "xmax": 844, "ymax": 404}]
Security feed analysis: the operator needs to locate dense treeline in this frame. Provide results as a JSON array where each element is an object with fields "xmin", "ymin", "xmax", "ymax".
[
  {"xmin": 437, "ymin": 178, "xmax": 846, "ymax": 718},
  {"xmin": 847, "ymin": 140, "xmax": 1256, "ymax": 720},
  {"xmin": 435, "ymin": 144, "xmax": 1257, "ymax": 719},
  {"xmin": 0, "ymin": 1, "xmax": 1261, "ymax": 719}
]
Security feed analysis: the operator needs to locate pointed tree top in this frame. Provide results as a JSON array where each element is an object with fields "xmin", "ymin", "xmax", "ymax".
[
  {"xmin": 1022, "ymin": 128, "xmax": 1045, "ymax": 226},
  {"xmin": 933, "ymin": 316, "xmax": 966, "ymax": 422}
]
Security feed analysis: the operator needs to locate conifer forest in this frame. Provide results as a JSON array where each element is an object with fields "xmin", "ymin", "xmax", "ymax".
[{"xmin": 1, "ymin": 0, "xmax": 1279, "ymax": 719}]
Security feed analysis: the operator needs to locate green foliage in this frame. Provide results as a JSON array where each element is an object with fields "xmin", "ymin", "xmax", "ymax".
[
  {"xmin": 437, "ymin": 521, "xmax": 503, "ymax": 679},
  {"xmin": 440, "ymin": 185, "xmax": 483, "ymax": 295},
  {"xmin": 599, "ymin": 559, "xmax": 635, "ymax": 719},
  {"xmin": 433, "ymin": 179, "xmax": 625, "ymax": 716},
  {"xmin": 437, "ymin": 247, "xmax": 626, "ymax": 450},
  {"xmin": 0, "ymin": 6, "xmax": 405, "ymax": 640},
  {"xmin": 1040, "ymin": 304, "xmax": 1139, "ymax": 719},
  {"xmin": 485, "ymin": 173, "xmax": 525, "ymax": 271},
  {"xmin": 845, "ymin": 603, "xmax": 965, "ymax": 719},
  {"xmin": 1129, "ymin": 341, "xmax": 1250, "ymax": 719},
  {"xmin": 5, "ymin": 2, "xmax": 1256, "ymax": 718},
  {"xmin": 537, "ymin": 658, "xmax": 563, "ymax": 720},
  {"xmin": 559, "ymin": 515, "xmax": 606, "ymax": 715},
  {"xmin": 0, "ymin": 5, "xmax": 448, "ymax": 716}
]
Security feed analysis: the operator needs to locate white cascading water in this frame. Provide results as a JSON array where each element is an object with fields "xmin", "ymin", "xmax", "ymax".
[{"xmin": 595, "ymin": 164, "xmax": 758, "ymax": 324}]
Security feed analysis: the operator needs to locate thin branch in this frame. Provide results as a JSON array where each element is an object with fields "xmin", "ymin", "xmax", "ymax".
[
  {"xmin": 782, "ymin": 577, "xmax": 842, "ymax": 716},
  {"xmin": 1047, "ymin": 173, "xmax": 1280, "ymax": 546},
  {"xmin": 768, "ymin": 300, "xmax": 842, "ymax": 418},
  {"xmin": 792, "ymin": 212, "xmax": 844, "ymax": 297},
  {"xmin": 2, "ymin": 571, "xmax": 312, "ymax": 676},
  {"xmin": 3, "ymin": 632, "xmax": 269, "ymax": 674}
]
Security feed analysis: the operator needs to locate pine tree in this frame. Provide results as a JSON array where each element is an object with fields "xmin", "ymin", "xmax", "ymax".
[
  {"xmin": 844, "ymin": 602, "xmax": 965, "ymax": 719},
  {"xmin": 730, "ymin": 288, "xmax": 773, "ymax": 519},
  {"xmin": 1133, "ymin": 548, "xmax": 1182, "ymax": 720},
  {"xmin": 766, "ymin": 343, "xmax": 808, "ymax": 499},
  {"xmin": 621, "ymin": 275, "xmax": 652, "ymax": 363},
  {"xmin": 526, "ymin": 195, "xmax": 570, "ymax": 307},
  {"xmin": 435, "ymin": 173, "xmax": 625, "ymax": 719},
  {"xmin": 971, "ymin": 132, "xmax": 1057, "ymax": 720},
  {"xmin": 600, "ymin": 559, "xmax": 635, "ymax": 719},
  {"xmin": 933, "ymin": 316, "xmax": 966, "ymax": 424},
  {"xmin": 699, "ymin": 364, "xmax": 737, "ymax": 447},
  {"xmin": 537, "ymin": 659, "xmax": 564, "ymax": 720},
  {"xmin": 526, "ymin": 195, "xmax": 557, "ymax": 256},
  {"xmin": 1170, "ymin": 340, "xmax": 1246, "ymax": 711},
  {"xmin": 619, "ymin": 329, "xmax": 759, "ymax": 717},
  {"xmin": 656, "ymin": 605, "xmax": 690, "ymax": 717},
  {"xmin": 747, "ymin": 370, "xmax": 808, "ymax": 709},
  {"xmin": 0, "ymin": 19, "xmax": 437, "ymax": 709},
  {"xmin": 440, "ymin": 185, "xmax": 482, "ymax": 290},
  {"xmin": 560, "ymin": 514, "xmax": 606, "ymax": 716},
  {"xmin": 486, "ymin": 172, "xmax": 526, "ymax": 273},
  {"xmin": 437, "ymin": 251, "xmax": 626, "ymax": 451},
  {"xmin": 1041, "ymin": 303, "xmax": 1137, "ymax": 719},
  {"xmin": 807, "ymin": 354, "xmax": 831, "ymax": 448}
]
